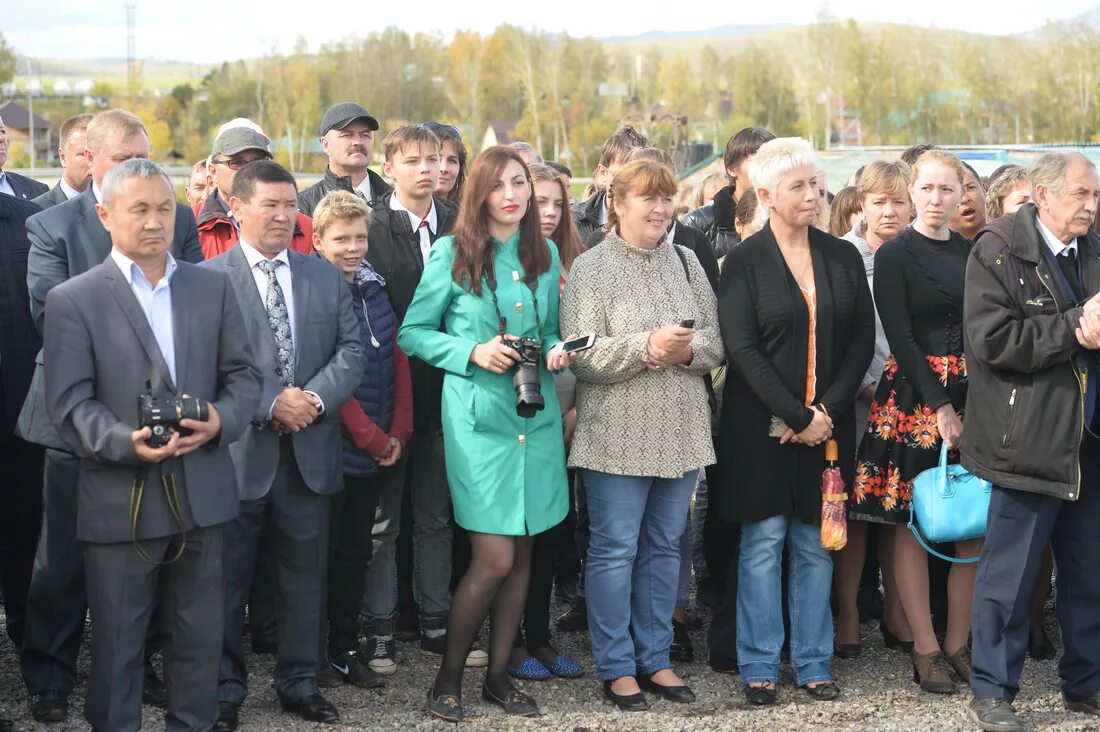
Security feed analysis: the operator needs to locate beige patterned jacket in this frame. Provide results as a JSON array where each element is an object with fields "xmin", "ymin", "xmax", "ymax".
[{"xmin": 561, "ymin": 231, "xmax": 723, "ymax": 478}]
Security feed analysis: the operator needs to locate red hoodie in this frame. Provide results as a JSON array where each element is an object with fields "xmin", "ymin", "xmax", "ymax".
[{"xmin": 193, "ymin": 192, "xmax": 314, "ymax": 260}]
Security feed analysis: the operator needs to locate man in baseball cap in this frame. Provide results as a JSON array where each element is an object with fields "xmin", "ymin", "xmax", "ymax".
[
  {"xmin": 196, "ymin": 122, "xmax": 314, "ymax": 260},
  {"xmin": 298, "ymin": 102, "xmax": 391, "ymax": 217}
]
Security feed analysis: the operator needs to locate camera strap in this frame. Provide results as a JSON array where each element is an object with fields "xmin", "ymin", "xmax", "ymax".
[
  {"xmin": 485, "ymin": 274, "xmax": 542, "ymax": 338},
  {"xmin": 129, "ymin": 466, "xmax": 188, "ymax": 565}
]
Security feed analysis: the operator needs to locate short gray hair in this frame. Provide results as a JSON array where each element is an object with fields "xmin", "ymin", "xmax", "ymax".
[
  {"xmin": 747, "ymin": 137, "xmax": 819, "ymax": 199},
  {"xmin": 101, "ymin": 158, "xmax": 173, "ymax": 207},
  {"xmin": 509, "ymin": 141, "xmax": 544, "ymax": 164},
  {"xmin": 1029, "ymin": 152, "xmax": 1097, "ymax": 200}
]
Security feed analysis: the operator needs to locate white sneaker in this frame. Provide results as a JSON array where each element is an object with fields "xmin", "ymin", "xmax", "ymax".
[
  {"xmin": 364, "ymin": 634, "xmax": 397, "ymax": 675},
  {"xmin": 465, "ymin": 648, "xmax": 488, "ymax": 668}
]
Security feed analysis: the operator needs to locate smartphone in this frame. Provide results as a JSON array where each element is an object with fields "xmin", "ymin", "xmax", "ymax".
[
  {"xmin": 561, "ymin": 333, "xmax": 597, "ymax": 354},
  {"xmin": 680, "ymin": 318, "xmax": 696, "ymax": 328}
]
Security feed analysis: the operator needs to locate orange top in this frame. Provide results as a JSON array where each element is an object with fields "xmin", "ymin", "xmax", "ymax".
[{"xmin": 801, "ymin": 286, "xmax": 817, "ymax": 406}]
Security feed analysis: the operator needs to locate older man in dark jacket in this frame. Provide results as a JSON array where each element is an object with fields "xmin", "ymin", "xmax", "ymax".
[{"xmin": 963, "ymin": 152, "xmax": 1100, "ymax": 732}]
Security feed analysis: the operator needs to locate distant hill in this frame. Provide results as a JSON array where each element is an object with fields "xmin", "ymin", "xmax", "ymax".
[
  {"xmin": 12, "ymin": 55, "xmax": 215, "ymax": 92},
  {"xmin": 1022, "ymin": 5, "xmax": 1100, "ymax": 36},
  {"xmin": 602, "ymin": 23, "xmax": 791, "ymax": 43}
]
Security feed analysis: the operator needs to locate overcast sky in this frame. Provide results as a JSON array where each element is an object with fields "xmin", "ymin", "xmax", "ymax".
[{"xmin": 5, "ymin": 0, "xmax": 1096, "ymax": 64}]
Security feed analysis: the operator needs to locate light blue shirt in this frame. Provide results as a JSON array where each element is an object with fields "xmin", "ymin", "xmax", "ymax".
[
  {"xmin": 0, "ymin": 171, "xmax": 13, "ymax": 197},
  {"xmin": 110, "ymin": 248, "xmax": 178, "ymax": 385}
]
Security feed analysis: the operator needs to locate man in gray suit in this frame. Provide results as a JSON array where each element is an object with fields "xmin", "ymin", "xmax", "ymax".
[
  {"xmin": 43, "ymin": 159, "xmax": 260, "ymax": 732},
  {"xmin": 32, "ymin": 114, "xmax": 93, "ymax": 210},
  {"xmin": 19, "ymin": 108, "xmax": 202, "ymax": 723},
  {"xmin": 201, "ymin": 160, "xmax": 364, "ymax": 730}
]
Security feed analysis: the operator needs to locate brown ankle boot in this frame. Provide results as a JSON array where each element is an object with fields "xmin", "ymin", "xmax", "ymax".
[
  {"xmin": 946, "ymin": 645, "xmax": 972, "ymax": 682},
  {"xmin": 910, "ymin": 649, "xmax": 957, "ymax": 694}
]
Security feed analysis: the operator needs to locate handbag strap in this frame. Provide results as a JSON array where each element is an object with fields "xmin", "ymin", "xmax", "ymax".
[
  {"xmin": 907, "ymin": 515, "xmax": 979, "ymax": 564},
  {"xmin": 938, "ymin": 439, "xmax": 950, "ymax": 469}
]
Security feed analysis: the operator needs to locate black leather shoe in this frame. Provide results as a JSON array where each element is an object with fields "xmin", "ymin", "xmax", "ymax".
[
  {"xmin": 970, "ymin": 697, "xmax": 1025, "ymax": 732},
  {"xmin": 0, "ymin": 717, "xmax": 11, "ymax": 731},
  {"xmin": 250, "ymin": 637, "xmax": 278, "ymax": 654},
  {"xmin": 426, "ymin": 687, "xmax": 464, "ymax": 722},
  {"xmin": 316, "ymin": 664, "xmax": 343, "ymax": 689},
  {"xmin": 555, "ymin": 598, "xmax": 588, "ymax": 632},
  {"xmin": 1029, "ymin": 625, "xmax": 1057, "ymax": 660},
  {"xmin": 213, "ymin": 702, "xmax": 239, "ymax": 732},
  {"xmin": 670, "ymin": 619, "xmax": 695, "ymax": 663},
  {"xmin": 1066, "ymin": 693, "xmax": 1100, "ymax": 716},
  {"xmin": 481, "ymin": 685, "xmax": 540, "ymax": 716},
  {"xmin": 603, "ymin": 680, "xmax": 648, "ymax": 711},
  {"xmin": 743, "ymin": 683, "xmax": 778, "ymax": 706},
  {"xmin": 803, "ymin": 681, "xmax": 841, "ymax": 701},
  {"xmin": 143, "ymin": 663, "xmax": 169, "ymax": 708},
  {"xmin": 833, "ymin": 643, "xmax": 861, "ymax": 659},
  {"xmin": 31, "ymin": 692, "xmax": 68, "ymax": 723},
  {"xmin": 638, "ymin": 674, "xmax": 696, "ymax": 703},
  {"xmin": 707, "ymin": 650, "xmax": 739, "ymax": 674},
  {"xmin": 280, "ymin": 693, "xmax": 339, "ymax": 724}
]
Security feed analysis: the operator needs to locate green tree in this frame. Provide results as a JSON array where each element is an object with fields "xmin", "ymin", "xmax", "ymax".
[{"xmin": 0, "ymin": 33, "xmax": 15, "ymax": 86}]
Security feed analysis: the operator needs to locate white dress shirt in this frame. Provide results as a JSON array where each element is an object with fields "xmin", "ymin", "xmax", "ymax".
[
  {"xmin": 110, "ymin": 249, "xmax": 178, "ymax": 385},
  {"xmin": 92, "ymin": 181, "xmax": 103, "ymax": 204},
  {"xmin": 389, "ymin": 195, "xmax": 437, "ymax": 264},
  {"xmin": 1037, "ymin": 215, "xmax": 1078, "ymax": 258},
  {"xmin": 60, "ymin": 178, "xmax": 82, "ymax": 200},
  {"xmin": 355, "ymin": 175, "xmax": 373, "ymax": 203}
]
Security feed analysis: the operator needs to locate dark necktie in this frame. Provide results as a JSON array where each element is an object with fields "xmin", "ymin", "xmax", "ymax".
[
  {"xmin": 1059, "ymin": 249, "xmax": 1082, "ymax": 301},
  {"xmin": 256, "ymin": 259, "xmax": 295, "ymax": 387}
]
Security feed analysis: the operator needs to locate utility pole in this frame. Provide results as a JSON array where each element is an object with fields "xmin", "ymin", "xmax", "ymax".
[
  {"xmin": 25, "ymin": 59, "xmax": 34, "ymax": 171},
  {"xmin": 125, "ymin": 4, "xmax": 137, "ymax": 100}
]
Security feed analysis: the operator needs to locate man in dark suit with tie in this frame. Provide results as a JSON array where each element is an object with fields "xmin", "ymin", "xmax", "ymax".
[
  {"xmin": 201, "ymin": 160, "xmax": 365, "ymax": 731},
  {"xmin": 19, "ymin": 108, "xmax": 202, "ymax": 723},
  {"xmin": 43, "ymin": 158, "xmax": 260, "ymax": 732},
  {"xmin": 32, "ymin": 114, "xmax": 93, "ymax": 210},
  {"xmin": 0, "ymin": 115, "xmax": 48, "ymax": 201}
]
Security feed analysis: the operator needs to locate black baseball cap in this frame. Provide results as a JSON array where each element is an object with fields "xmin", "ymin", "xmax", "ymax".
[{"xmin": 319, "ymin": 102, "xmax": 380, "ymax": 137}]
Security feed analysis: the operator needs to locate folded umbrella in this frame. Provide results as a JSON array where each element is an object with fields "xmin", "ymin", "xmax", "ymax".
[{"xmin": 820, "ymin": 439, "xmax": 848, "ymax": 551}]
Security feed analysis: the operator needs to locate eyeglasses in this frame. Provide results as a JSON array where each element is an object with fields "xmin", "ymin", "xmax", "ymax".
[
  {"xmin": 211, "ymin": 154, "xmax": 271, "ymax": 170},
  {"xmin": 424, "ymin": 122, "xmax": 461, "ymax": 141}
]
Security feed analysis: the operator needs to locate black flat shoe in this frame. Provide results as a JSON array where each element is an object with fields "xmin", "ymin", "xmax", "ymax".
[
  {"xmin": 603, "ymin": 680, "xmax": 648, "ymax": 711},
  {"xmin": 481, "ymin": 685, "xmax": 540, "ymax": 716},
  {"xmin": 1029, "ymin": 625, "xmax": 1057, "ymax": 661},
  {"xmin": 804, "ymin": 681, "xmax": 841, "ymax": 701},
  {"xmin": 670, "ymin": 619, "xmax": 695, "ymax": 663},
  {"xmin": 638, "ymin": 674, "xmax": 696, "ymax": 703},
  {"xmin": 426, "ymin": 688, "xmax": 464, "ymax": 722},
  {"xmin": 834, "ymin": 643, "xmax": 861, "ymax": 659},
  {"xmin": 881, "ymin": 623, "xmax": 914, "ymax": 653},
  {"xmin": 31, "ymin": 692, "xmax": 68, "ymax": 723},
  {"xmin": 555, "ymin": 598, "xmax": 588, "ymax": 632},
  {"xmin": 743, "ymin": 683, "xmax": 778, "ymax": 706},
  {"xmin": 213, "ymin": 702, "xmax": 239, "ymax": 732},
  {"xmin": 280, "ymin": 693, "xmax": 339, "ymax": 724},
  {"xmin": 1066, "ymin": 692, "xmax": 1100, "ymax": 715},
  {"xmin": 970, "ymin": 697, "xmax": 1025, "ymax": 732}
]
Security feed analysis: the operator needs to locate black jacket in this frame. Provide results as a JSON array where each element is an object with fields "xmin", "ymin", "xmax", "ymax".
[
  {"xmin": 571, "ymin": 188, "xmax": 607, "ymax": 245},
  {"xmin": 583, "ymin": 220, "xmax": 721, "ymax": 295},
  {"xmin": 682, "ymin": 185, "xmax": 739, "ymax": 259},
  {"xmin": 0, "ymin": 195, "xmax": 43, "ymax": 429},
  {"xmin": 2, "ymin": 170, "xmax": 48, "ymax": 202},
  {"xmin": 365, "ymin": 191, "xmax": 458, "ymax": 431},
  {"xmin": 297, "ymin": 166, "xmax": 393, "ymax": 217},
  {"xmin": 716, "ymin": 223, "xmax": 874, "ymax": 524},
  {"xmin": 961, "ymin": 204, "xmax": 1100, "ymax": 500}
]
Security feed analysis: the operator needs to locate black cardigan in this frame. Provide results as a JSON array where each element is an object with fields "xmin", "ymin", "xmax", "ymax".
[{"xmin": 715, "ymin": 223, "xmax": 875, "ymax": 525}]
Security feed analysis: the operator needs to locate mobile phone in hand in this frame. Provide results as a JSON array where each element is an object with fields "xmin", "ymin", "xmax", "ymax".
[{"xmin": 680, "ymin": 318, "xmax": 696, "ymax": 328}]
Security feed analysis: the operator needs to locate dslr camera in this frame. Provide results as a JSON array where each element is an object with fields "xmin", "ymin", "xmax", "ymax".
[
  {"xmin": 502, "ymin": 337, "xmax": 544, "ymax": 418},
  {"xmin": 138, "ymin": 388, "xmax": 209, "ymax": 448}
]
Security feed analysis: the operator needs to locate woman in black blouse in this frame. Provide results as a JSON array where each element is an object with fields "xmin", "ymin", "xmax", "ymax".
[
  {"xmin": 852, "ymin": 150, "xmax": 978, "ymax": 694},
  {"xmin": 716, "ymin": 137, "xmax": 874, "ymax": 706}
]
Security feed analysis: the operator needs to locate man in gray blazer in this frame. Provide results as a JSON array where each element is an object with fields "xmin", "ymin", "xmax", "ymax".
[
  {"xmin": 43, "ymin": 159, "xmax": 260, "ymax": 732},
  {"xmin": 32, "ymin": 114, "xmax": 93, "ymax": 210},
  {"xmin": 19, "ymin": 108, "xmax": 202, "ymax": 723},
  {"xmin": 201, "ymin": 160, "xmax": 364, "ymax": 731}
]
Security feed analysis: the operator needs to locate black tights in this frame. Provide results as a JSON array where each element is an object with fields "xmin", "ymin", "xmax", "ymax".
[{"xmin": 432, "ymin": 532, "xmax": 534, "ymax": 699}]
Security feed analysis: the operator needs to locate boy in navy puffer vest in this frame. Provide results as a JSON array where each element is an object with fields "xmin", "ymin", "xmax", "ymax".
[{"xmin": 312, "ymin": 191, "xmax": 413, "ymax": 687}]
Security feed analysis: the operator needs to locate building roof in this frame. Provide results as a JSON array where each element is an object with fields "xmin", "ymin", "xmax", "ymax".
[
  {"xmin": 487, "ymin": 120, "xmax": 517, "ymax": 145},
  {"xmin": 0, "ymin": 101, "xmax": 51, "ymax": 131}
]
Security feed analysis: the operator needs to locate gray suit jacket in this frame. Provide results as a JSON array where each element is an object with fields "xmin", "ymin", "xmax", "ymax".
[
  {"xmin": 43, "ymin": 258, "xmax": 261, "ymax": 543},
  {"xmin": 201, "ymin": 245, "xmax": 365, "ymax": 500},
  {"xmin": 31, "ymin": 182, "xmax": 69, "ymax": 210},
  {"xmin": 17, "ymin": 187, "xmax": 203, "ymax": 450}
]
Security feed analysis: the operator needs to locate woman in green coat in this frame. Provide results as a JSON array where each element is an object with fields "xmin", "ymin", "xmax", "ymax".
[{"xmin": 398, "ymin": 146, "xmax": 574, "ymax": 722}]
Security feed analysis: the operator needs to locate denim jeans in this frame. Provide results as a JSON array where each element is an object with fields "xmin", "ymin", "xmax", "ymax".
[
  {"xmin": 361, "ymin": 429, "xmax": 452, "ymax": 625},
  {"xmin": 582, "ymin": 469, "xmax": 695, "ymax": 682},
  {"xmin": 737, "ymin": 515, "xmax": 833, "ymax": 686}
]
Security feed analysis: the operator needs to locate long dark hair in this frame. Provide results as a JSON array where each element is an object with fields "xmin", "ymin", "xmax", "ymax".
[
  {"xmin": 528, "ymin": 163, "xmax": 582, "ymax": 273},
  {"xmin": 451, "ymin": 146, "xmax": 548, "ymax": 295},
  {"xmin": 426, "ymin": 123, "xmax": 468, "ymax": 204}
]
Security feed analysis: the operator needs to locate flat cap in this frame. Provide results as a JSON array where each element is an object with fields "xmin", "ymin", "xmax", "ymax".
[{"xmin": 319, "ymin": 102, "xmax": 379, "ymax": 137}]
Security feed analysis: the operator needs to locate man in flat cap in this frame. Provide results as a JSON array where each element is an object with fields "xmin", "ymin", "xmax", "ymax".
[{"xmin": 297, "ymin": 103, "xmax": 391, "ymax": 217}]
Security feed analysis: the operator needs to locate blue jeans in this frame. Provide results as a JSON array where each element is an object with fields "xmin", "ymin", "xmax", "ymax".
[
  {"xmin": 737, "ymin": 515, "xmax": 833, "ymax": 686},
  {"xmin": 582, "ymin": 469, "xmax": 695, "ymax": 682}
]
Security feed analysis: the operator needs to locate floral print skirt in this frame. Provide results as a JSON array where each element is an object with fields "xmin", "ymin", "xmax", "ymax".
[{"xmin": 850, "ymin": 353, "xmax": 968, "ymax": 524}]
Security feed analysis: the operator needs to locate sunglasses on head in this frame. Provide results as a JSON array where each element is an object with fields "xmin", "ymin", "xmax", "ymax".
[{"xmin": 423, "ymin": 122, "xmax": 461, "ymax": 141}]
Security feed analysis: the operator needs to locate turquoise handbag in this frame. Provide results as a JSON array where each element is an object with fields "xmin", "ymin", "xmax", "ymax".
[{"xmin": 907, "ymin": 442, "xmax": 992, "ymax": 564}]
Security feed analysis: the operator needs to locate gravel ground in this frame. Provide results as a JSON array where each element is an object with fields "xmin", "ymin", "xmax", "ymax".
[{"xmin": 0, "ymin": 603, "xmax": 1093, "ymax": 731}]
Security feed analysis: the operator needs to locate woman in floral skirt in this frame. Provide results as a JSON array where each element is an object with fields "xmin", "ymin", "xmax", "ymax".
[{"xmin": 852, "ymin": 150, "xmax": 981, "ymax": 696}]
